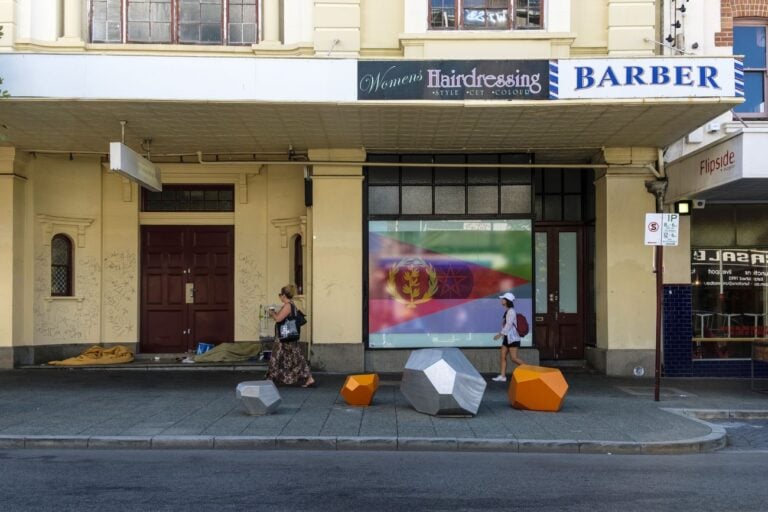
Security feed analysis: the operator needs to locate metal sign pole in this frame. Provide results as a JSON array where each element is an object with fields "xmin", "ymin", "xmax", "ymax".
[
  {"xmin": 645, "ymin": 179, "xmax": 668, "ymax": 403},
  {"xmin": 654, "ymin": 244, "xmax": 663, "ymax": 402}
]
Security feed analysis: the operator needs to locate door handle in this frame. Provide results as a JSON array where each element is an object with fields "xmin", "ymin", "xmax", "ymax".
[{"xmin": 185, "ymin": 283, "xmax": 195, "ymax": 304}]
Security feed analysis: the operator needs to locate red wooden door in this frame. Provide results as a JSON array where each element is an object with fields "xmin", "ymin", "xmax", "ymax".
[
  {"xmin": 534, "ymin": 226, "xmax": 585, "ymax": 360},
  {"xmin": 140, "ymin": 226, "xmax": 234, "ymax": 353}
]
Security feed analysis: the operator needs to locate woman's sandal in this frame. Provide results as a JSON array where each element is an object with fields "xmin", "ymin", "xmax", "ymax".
[{"xmin": 301, "ymin": 379, "xmax": 317, "ymax": 388}]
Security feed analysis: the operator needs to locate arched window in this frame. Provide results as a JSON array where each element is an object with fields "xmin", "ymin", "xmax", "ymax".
[
  {"xmin": 293, "ymin": 235, "xmax": 303, "ymax": 295},
  {"xmin": 51, "ymin": 234, "xmax": 73, "ymax": 296}
]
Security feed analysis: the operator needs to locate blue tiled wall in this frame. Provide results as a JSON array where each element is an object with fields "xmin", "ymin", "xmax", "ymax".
[
  {"xmin": 663, "ymin": 284, "xmax": 693, "ymax": 376},
  {"xmin": 663, "ymin": 284, "xmax": 768, "ymax": 378}
]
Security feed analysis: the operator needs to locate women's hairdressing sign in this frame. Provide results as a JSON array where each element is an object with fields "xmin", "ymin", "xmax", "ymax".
[{"xmin": 358, "ymin": 60, "xmax": 549, "ymax": 100}]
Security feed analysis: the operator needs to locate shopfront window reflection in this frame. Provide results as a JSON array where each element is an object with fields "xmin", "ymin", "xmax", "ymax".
[{"xmin": 691, "ymin": 248, "xmax": 768, "ymax": 359}]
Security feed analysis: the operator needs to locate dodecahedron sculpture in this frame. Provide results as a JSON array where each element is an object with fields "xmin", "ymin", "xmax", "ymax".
[
  {"xmin": 400, "ymin": 348, "xmax": 486, "ymax": 416},
  {"xmin": 509, "ymin": 365, "xmax": 568, "ymax": 412},
  {"xmin": 341, "ymin": 373, "xmax": 380, "ymax": 406},
  {"xmin": 236, "ymin": 380, "xmax": 282, "ymax": 415}
]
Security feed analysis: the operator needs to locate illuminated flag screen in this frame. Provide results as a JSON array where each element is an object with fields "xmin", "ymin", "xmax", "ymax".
[{"xmin": 368, "ymin": 219, "xmax": 532, "ymax": 349}]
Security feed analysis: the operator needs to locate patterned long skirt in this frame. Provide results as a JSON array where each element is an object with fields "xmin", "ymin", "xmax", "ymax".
[{"xmin": 265, "ymin": 341, "xmax": 311, "ymax": 386}]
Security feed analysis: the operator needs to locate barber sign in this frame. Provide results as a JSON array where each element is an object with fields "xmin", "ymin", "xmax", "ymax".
[{"xmin": 552, "ymin": 58, "xmax": 739, "ymax": 99}]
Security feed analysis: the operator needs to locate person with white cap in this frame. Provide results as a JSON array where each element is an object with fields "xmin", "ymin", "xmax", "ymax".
[{"xmin": 491, "ymin": 292, "xmax": 525, "ymax": 382}]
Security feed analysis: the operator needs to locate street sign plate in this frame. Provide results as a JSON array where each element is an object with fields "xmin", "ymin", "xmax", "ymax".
[{"xmin": 645, "ymin": 213, "xmax": 679, "ymax": 246}]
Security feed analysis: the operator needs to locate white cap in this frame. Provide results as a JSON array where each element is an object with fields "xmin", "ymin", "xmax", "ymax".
[{"xmin": 499, "ymin": 292, "xmax": 515, "ymax": 302}]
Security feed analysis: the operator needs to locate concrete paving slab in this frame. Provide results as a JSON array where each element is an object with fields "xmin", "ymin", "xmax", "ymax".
[{"xmin": 0, "ymin": 369, "xmax": 766, "ymax": 454}]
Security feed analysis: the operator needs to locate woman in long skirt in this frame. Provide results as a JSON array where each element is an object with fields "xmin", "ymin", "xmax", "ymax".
[{"xmin": 266, "ymin": 284, "xmax": 316, "ymax": 387}]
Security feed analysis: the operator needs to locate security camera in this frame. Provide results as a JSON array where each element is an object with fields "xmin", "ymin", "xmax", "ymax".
[{"xmin": 693, "ymin": 199, "xmax": 706, "ymax": 209}]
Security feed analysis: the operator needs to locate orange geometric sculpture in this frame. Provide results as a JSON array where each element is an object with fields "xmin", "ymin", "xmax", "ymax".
[
  {"xmin": 341, "ymin": 373, "xmax": 380, "ymax": 406},
  {"xmin": 508, "ymin": 365, "xmax": 568, "ymax": 412}
]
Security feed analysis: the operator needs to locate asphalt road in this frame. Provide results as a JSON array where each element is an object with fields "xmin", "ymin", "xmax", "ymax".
[
  {"xmin": 715, "ymin": 420, "xmax": 768, "ymax": 451},
  {"xmin": 1, "ymin": 450, "xmax": 767, "ymax": 512}
]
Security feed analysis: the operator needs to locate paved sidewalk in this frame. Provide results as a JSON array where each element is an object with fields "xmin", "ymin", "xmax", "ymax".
[{"xmin": 0, "ymin": 369, "xmax": 766, "ymax": 454}]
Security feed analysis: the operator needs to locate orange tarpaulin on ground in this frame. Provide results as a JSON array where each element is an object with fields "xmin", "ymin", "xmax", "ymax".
[{"xmin": 48, "ymin": 345, "xmax": 134, "ymax": 366}]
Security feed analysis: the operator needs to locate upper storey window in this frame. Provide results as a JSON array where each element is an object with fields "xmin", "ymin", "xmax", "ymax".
[
  {"xmin": 734, "ymin": 21, "xmax": 768, "ymax": 117},
  {"xmin": 430, "ymin": 0, "xmax": 542, "ymax": 30},
  {"xmin": 91, "ymin": 0, "xmax": 258, "ymax": 45}
]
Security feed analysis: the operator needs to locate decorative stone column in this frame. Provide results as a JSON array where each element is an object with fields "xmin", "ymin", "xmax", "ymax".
[
  {"xmin": 58, "ymin": 0, "xmax": 85, "ymax": 46},
  {"xmin": 0, "ymin": 148, "xmax": 28, "ymax": 368},
  {"xmin": 260, "ymin": 0, "xmax": 282, "ymax": 46},
  {"xmin": 591, "ymin": 147, "xmax": 659, "ymax": 376},
  {"xmin": 307, "ymin": 148, "xmax": 365, "ymax": 372}
]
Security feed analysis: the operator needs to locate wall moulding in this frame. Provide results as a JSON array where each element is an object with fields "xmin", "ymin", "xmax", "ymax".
[
  {"xmin": 103, "ymin": 164, "xmax": 260, "ymax": 204},
  {"xmin": 271, "ymin": 216, "xmax": 307, "ymax": 248},
  {"xmin": 37, "ymin": 214, "xmax": 94, "ymax": 248}
]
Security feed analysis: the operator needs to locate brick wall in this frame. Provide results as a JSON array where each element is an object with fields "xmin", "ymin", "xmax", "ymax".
[{"xmin": 716, "ymin": 0, "xmax": 768, "ymax": 47}]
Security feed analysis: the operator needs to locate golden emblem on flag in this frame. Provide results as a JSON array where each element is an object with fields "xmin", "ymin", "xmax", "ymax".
[{"xmin": 386, "ymin": 257, "xmax": 438, "ymax": 308}]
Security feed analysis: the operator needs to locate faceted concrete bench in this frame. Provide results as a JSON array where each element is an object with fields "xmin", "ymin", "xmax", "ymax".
[
  {"xmin": 400, "ymin": 348, "xmax": 486, "ymax": 417},
  {"xmin": 508, "ymin": 365, "xmax": 569, "ymax": 412},
  {"xmin": 341, "ymin": 373, "xmax": 379, "ymax": 406},
  {"xmin": 236, "ymin": 380, "xmax": 282, "ymax": 415}
]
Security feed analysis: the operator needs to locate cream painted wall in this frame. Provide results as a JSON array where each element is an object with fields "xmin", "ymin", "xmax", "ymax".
[
  {"xmin": 0, "ymin": 0, "xmax": 19, "ymax": 46},
  {"xmin": 546, "ymin": 0, "xmax": 571, "ymax": 33},
  {"xmin": 571, "ymin": 0, "xmax": 608, "ymax": 54},
  {"xmin": 284, "ymin": 0, "xmax": 314, "ymax": 45},
  {"xmin": 29, "ymin": 0, "xmax": 60, "ymax": 42},
  {"xmin": 404, "ymin": 36, "xmax": 575, "ymax": 59},
  {"xmin": 235, "ymin": 170, "xmax": 269, "ymax": 341},
  {"xmin": 309, "ymin": 150, "xmax": 364, "ymax": 345},
  {"xmin": 101, "ymin": 170, "xmax": 139, "ymax": 344},
  {"xmin": 32, "ymin": 155, "xmax": 102, "ymax": 345},
  {"xmin": 314, "ymin": 0, "xmax": 361, "ymax": 56},
  {"xmin": 0, "ymin": 157, "xmax": 24, "ymax": 353},
  {"xmin": 595, "ymin": 168, "xmax": 658, "ymax": 351},
  {"xmin": 361, "ymin": 0, "xmax": 403, "ymax": 54},
  {"xmin": 265, "ymin": 164, "xmax": 308, "ymax": 327},
  {"xmin": 607, "ymin": 0, "xmax": 655, "ymax": 55},
  {"xmin": 403, "ymin": 0, "xmax": 426, "ymax": 33}
]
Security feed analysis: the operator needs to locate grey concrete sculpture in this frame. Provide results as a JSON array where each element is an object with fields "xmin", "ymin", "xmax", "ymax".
[
  {"xmin": 236, "ymin": 380, "xmax": 282, "ymax": 415},
  {"xmin": 400, "ymin": 348, "xmax": 487, "ymax": 416}
]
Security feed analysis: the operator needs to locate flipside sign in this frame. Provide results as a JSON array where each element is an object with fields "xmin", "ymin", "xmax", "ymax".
[
  {"xmin": 109, "ymin": 142, "xmax": 162, "ymax": 192},
  {"xmin": 666, "ymin": 134, "xmax": 743, "ymax": 201}
]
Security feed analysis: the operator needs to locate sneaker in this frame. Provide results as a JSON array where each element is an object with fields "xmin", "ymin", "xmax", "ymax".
[{"xmin": 491, "ymin": 375, "xmax": 507, "ymax": 382}]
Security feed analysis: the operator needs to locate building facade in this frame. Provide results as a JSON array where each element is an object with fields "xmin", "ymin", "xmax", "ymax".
[
  {"xmin": 662, "ymin": 0, "xmax": 768, "ymax": 377},
  {"xmin": 0, "ymin": 0, "xmax": 743, "ymax": 376}
]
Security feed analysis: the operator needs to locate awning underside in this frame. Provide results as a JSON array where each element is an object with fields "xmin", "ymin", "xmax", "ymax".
[{"xmin": 0, "ymin": 99, "xmax": 739, "ymax": 164}]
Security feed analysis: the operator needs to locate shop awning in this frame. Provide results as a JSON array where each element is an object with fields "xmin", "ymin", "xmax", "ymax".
[
  {"xmin": 667, "ymin": 132, "xmax": 768, "ymax": 202},
  {"xmin": 0, "ymin": 55, "xmax": 741, "ymax": 164}
]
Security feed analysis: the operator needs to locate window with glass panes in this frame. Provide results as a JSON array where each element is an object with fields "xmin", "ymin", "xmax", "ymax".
[
  {"xmin": 51, "ymin": 235, "xmax": 73, "ymax": 297},
  {"xmin": 142, "ymin": 185, "xmax": 235, "ymax": 211},
  {"xmin": 734, "ymin": 21, "xmax": 768, "ymax": 116},
  {"xmin": 533, "ymin": 169, "xmax": 594, "ymax": 222},
  {"xmin": 90, "ymin": 0, "xmax": 257, "ymax": 45},
  {"xmin": 429, "ymin": 0, "xmax": 542, "ymax": 30},
  {"xmin": 366, "ymin": 154, "xmax": 532, "ymax": 218}
]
